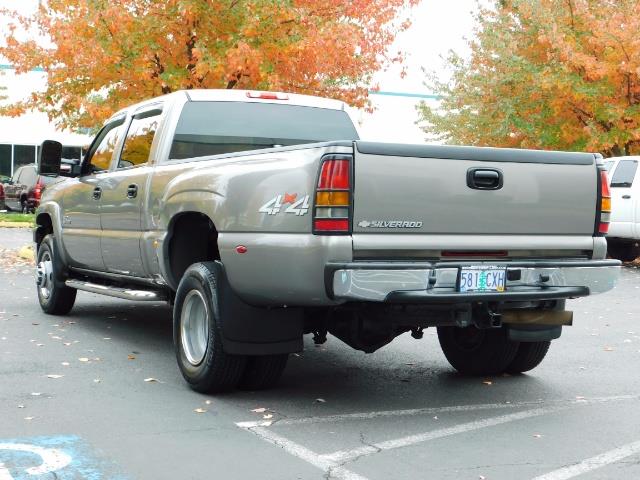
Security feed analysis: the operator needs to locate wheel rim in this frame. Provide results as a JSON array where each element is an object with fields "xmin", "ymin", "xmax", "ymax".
[
  {"xmin": 36, "ymin": 251, "xmax": 54, "ymax": 300},
  {"xmin": 180, "ymin": 290, "xmax": 210, "ymax": 366},
  {"xmin": 452, "ymin": 326, "xmax": 486, "ymax": 351}
]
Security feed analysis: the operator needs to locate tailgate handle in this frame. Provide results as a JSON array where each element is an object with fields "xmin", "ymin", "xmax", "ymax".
[{"xmin": 467, "ymin": 168, "xmax": 503, "ymax": 190}]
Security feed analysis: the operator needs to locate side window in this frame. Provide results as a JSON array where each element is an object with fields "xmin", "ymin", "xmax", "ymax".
[
  {"xmin": 84, "ymin": 119, "xmax": 125, "ymax": 173},
  {"xmin": 22, "ymin": 167, "xmax": 37, "ymax": 186},
  {"xmin": 12, "ymin": 167, "xmax": 23, "ymax": 183},
  {"xmin": 610, "ymin": 160, "xmax": 638, "ymax": 188},
  {"xmin": 118, "ymin": 110, "xmax": 161, "ymax": 169}
]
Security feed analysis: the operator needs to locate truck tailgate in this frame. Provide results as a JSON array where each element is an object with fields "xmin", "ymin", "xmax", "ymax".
[{"xmin": 352, "ymin": 142, "xmax": 598, "ymax": 253}]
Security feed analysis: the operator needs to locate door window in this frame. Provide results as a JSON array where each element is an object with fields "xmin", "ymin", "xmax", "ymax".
[
  {"xmin": 20, "ymin": 166, "xmax": 37, "ymax": 186},
  {"xmin": 118, "ymin": 109, "xmax": 162, "ymax": 169},
  {"xmin": 610, "ymin": 160, "xmax": 638, "ymax": 188},
  {"xmin": 83, "ymin": 119, "xmax": 125, "ymax": 173}
]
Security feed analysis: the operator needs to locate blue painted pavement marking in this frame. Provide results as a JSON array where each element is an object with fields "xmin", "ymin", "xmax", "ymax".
[{"xmin": 0, "ymin": 436, "xmax": 127, "ymax": 480}]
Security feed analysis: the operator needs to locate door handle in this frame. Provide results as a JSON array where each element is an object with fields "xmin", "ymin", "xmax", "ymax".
[
  {"xmin": 92, "ymin": 186, "xmax": 102, "ymax": 200},
  {"xmin": 127, "ymin": 184, "xmax": 138, "ymax": 199},
  {"xmin": 622, "ymin": 195, "xmax": 631, "ymax": 199},
  {"xmin": 467, "ymin": 168, "xmax": 503, "ymax": 190}
]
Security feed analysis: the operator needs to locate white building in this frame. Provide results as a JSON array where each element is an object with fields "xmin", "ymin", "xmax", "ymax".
[{"xmin": 0, "ymin": 64, "xmax": 92, "ymax": 178}]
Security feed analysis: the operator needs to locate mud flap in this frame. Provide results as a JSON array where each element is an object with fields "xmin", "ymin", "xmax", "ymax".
[{"xmin": 213, "ymin": 261, "xmax": 303, "ymax": 355}]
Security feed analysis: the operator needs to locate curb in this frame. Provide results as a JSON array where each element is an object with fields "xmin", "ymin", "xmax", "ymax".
[{"xmin": 0, "ymin": 222, "xmax": 33, "ymax": 228}]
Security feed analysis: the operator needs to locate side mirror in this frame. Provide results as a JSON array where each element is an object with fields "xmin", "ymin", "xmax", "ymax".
[{"xmin": 38, "ymin": 140, "xmax": 63, "ymax": 176}]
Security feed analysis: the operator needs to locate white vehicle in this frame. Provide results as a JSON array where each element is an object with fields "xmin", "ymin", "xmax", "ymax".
[{"xmin": 606, "ymin": 156, "xmax": 640, "ymax": 261}]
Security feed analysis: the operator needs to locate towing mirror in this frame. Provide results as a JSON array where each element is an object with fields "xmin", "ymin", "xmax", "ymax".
[{"xmin": 38, "ymin": 140, "xmax": 63, "ymax": 177}]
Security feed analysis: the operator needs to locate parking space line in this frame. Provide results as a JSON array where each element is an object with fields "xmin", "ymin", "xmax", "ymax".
[
  {"xmin": 531, "ymin": 440, "xmax": 640, "ymax": 480},
  {"xmin": 236, "ymin": 395, "xmax": 638, "ymax": 480},
  {"xmin": 322, "ymin": 405, "xmax": 564, "ymax": 464},
  {"xmin": 237, "ymin": 395, "xmax": 637, "ymax": 429}
]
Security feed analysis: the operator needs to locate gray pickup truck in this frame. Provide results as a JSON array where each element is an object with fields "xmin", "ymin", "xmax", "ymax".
[{"xmin": 34, "ymin": 89, "xmax": 620, "ymax": 392}]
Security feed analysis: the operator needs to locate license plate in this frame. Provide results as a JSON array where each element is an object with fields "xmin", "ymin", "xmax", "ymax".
[{"xmin": 458, "ymin": 266, "xmax": 506, "ymax": 293}]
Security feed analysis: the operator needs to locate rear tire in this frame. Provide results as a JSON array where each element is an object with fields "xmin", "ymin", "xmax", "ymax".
[
  {"xmin": 437, "ymin": 325, "xmax": 519, "ymax": 375},
  {"xmin": 239, "ymin": 354, "xmax": 289, "ymax": 390},
  {"xmin": 173, "ymin": 262, "xmax": 247, "ymax": 393},
  {"xmin": 506, "ymin": 341, "xmax": 550, "ymax": 373},
  {"xmin": 36, "ymin": 235, "xmax": 76, "ymax": 315}
]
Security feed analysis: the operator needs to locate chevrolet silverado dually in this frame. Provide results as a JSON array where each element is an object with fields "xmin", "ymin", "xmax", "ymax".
[{"xmin": 33, "ymin": 89, "xmax": 620, "ymax": 392}]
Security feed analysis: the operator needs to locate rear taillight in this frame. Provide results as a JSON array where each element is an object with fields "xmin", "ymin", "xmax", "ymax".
[
  {"xmin": 34, "ymin": 178, "xmax": 44, "ymax": 200},
  {"xmin": 0, "ymin": 184, "xmax": 4, "ymax": 200},
  {"xmin": 598, "ymin": 170, "xmax": 611, "ymax": 234},
  {"xmin": 313, "ymin": 155, "xmax": 352, "ymax": 234}
]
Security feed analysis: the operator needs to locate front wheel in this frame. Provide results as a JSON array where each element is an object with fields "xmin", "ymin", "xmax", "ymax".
[
  {"xmin": 36, "ymin": 235, "xmax": 76, "ymax": 315},
  {"xmin": 173, "ymin": 262, "xmax": 247, "ymax": 393},
  {"xmin": 437, "ymin": 325, "xmax": 519, "ymax": 375}
]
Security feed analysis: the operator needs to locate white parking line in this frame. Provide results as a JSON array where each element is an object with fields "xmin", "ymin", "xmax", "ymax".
[
  {"xmin": 236, "ymin": 395, "xmax": 638, "ymax": 480},
  {"xmin": 531, "ymin": 440, "xmax": 640, "ymax": 480}
]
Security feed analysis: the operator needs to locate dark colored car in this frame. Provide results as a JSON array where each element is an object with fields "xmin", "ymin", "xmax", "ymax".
[{"xmin": 2, "ymin": 164, "xmax": 54, "ymax": 213}]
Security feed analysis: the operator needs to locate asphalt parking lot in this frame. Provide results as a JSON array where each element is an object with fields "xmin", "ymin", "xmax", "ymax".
[{"xmin": 1, "ymin": 227, "xmax": 640, "ymax": 480}]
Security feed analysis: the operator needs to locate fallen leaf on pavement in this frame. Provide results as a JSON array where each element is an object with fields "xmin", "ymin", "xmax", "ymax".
[
  {"xmin": 78, "ymin": 357, "xmax": 89, "ymax": 362},
  {"xmin": 63, "ymin": 342, "xmax": 72, "ymax": 346},
  {"xmin": 61, "ymin": 362, "xmax": 70, "ymax": 366},
  {"xmin": 205, "ymin": 400, "xmax": 212, "ymax": 405},
  {"xmin": 315, "ymin": 398, "xmax": 326, "ymax": 403},
  {"xmin": 482, "ymin": 380, "xmax": 493, "ymax": 386},
  {"xmin": 17, "ymin": 405, "xmax": 24, "ymax": 409},
  {"xmin": 194, "ymin": 408, "xmax": 207, "ymax": 414},
  {"xmin": 93, "ymin": 379, "xmax": 101, "ymax": 383},
  {"xmin": 144, "ymin": 378, "xmax": 158, "ymax": 383},
  {"xmin": 261, "ymin": 421, "xmax": 273, "ymax": 427},
  {"xmin": 46, "ymin": 374, "xmax": 64, "ymax": 379},
  {"xmin": 263, "ymin": 414, "xmax": 273, "ymax": 419},
  {"xmin": 103, "ymin": 337, "xmax": 111, "ymax": 340},
  {"xmin": 51, "ymin": 336, "xmax": 62, "ymax": 340},
  {"xmin": 24, "ymin": 417, "xmax": 35, "ymax": 421},
  {"xmin": 30, "ymin": 392, "xmax": 41, "ymax": 396},
  {"xmin": 251, "ymin": 407, "xmax": 267, "ymax": 413},
  {"xmin": 604, "ymin": 346, "xmax": 614, "ymax": 351},
  {"xmin": 533, "ymin": 434, "xmax": 542, "ymax": 438},
  {"xmin": 127, "ymin": 354, "xmax": 136, "ymax": 360}
]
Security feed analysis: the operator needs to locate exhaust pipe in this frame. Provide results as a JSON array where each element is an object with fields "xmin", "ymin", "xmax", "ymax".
[{"xmin": 501, "ymin": 309, "xmax": 573, "ymax": 326}]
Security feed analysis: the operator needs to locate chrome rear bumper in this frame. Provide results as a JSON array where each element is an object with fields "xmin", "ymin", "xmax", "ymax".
[{"xmin": 328, "ymin": 260, "xmax": 620, "ymax": 303}]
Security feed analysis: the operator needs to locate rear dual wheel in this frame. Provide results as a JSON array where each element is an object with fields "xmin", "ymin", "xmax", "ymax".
[
  {"xmin": 173, "ymin": 262, "xmax": 288, "ymax": 393},
  {"xmin": 437, "ymin": 325, "xmax": 550, "ymax": 375}
]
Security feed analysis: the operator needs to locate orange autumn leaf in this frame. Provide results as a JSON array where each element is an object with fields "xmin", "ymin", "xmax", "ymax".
[
  {"xmin": 0, "ymin": 0, "xmax": 420, "ymax": 130},
  {"xmin": 419, "ymin": 0, "xmax": 640, "ymax": 157}
]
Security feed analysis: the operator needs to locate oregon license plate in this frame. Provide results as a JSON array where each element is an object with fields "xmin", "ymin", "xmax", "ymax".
[{"xmin": 458, "ymin": 266, "xmax": 506, "ymax": 293}]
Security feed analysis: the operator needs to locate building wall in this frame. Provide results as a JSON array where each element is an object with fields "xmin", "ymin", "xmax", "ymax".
[{"xmin": 0, "ymin": 65, "xmax": 92, "ymax": 177}]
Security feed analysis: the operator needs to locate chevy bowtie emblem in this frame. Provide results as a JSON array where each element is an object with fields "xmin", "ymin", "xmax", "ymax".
[{"xmin": 358, "ymin": 220, "xmax": 371, "ymax": 228}]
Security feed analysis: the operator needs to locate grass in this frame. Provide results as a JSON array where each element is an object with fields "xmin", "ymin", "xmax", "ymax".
[{"xmin": 0, "ymin": 212, "xmax": 35, "ymax": 225}]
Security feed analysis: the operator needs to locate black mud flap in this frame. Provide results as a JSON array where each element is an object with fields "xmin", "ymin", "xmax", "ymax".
[
  {"xmin": 507, "ymin": 325, "xmax": 562, "ymax": 342},
  {"xmin": 213, "ymin": 261, "xmax": 303, "ymax": 355}
]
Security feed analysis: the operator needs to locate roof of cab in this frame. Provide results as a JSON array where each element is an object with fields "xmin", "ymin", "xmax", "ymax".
[{"xmin": 108, "ymin": 89, "xmax": 347, "ymax": 122}]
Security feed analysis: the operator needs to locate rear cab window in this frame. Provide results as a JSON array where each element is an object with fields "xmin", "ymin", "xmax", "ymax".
[
  {"xmin": 168, "ymin": 101, "xmax": 359, "ymax": 160},
  {"xmin": 610, "ymin": 159, "xmax": 639, "ymax": 188}
]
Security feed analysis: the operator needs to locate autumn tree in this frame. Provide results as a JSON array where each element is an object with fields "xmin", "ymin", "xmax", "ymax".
[
  {"xmin": 0, "ymin": 0, "xmax": 418, "ymax": 130},
  {"xmin": 419, "ymin": 0, "xmax": 640, "ymax": 157}
]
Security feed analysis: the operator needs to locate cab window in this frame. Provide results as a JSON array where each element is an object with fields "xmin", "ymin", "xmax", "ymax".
[
  {"xmin": 610, "ymin": 160, "xmax": 638, "ymax": 188},
  {"xmin": 84, "ymin": 119, "xmax": 125, "ymax": 173},
  {"xmin": 118, "ymin": 109, "xmax": 162, "ymax": 169}
]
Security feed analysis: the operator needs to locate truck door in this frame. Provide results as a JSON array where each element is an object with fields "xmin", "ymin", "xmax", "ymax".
[
  {"xmin": 100, "ymin": 106, "xmax": 162, "ymax": 277},
  {"xmin": 61, "ymin": 118, "xmax": 125, "ymax": 270},
  {"xmin": 609, "ymin": 159, "xmax": 639, "ymax": 239}
]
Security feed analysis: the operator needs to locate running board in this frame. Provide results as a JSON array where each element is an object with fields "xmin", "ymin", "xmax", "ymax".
[{"xmin": 65, "ymin": 279, "xmax": 168, "ymax": 302}]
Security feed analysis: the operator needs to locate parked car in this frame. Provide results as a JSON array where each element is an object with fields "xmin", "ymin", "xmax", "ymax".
[
  {"xmin": 605, "ymin": 156, "xmax": 640, "ymax": 261},
  {"xmin": 0, "ymin": 182, "xmax": 5, "ymax": 211},
  {"xmin": 33, "ymin": 89, "xmax": 620, "ymax": 392},
  {"xmin": 1, "ymin": 164, "xmax": 55, "ymax": 213}
]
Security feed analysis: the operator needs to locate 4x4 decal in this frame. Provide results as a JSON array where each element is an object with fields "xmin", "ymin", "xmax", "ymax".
[{"xmin": 259, "ymin": 193, "xmax": 310, "ymax": 216}]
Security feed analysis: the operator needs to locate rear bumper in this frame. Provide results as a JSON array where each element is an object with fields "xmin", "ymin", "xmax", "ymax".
[{"xmin": 327, "ymin": 260, "xmax": 620, "ymax": 303}]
